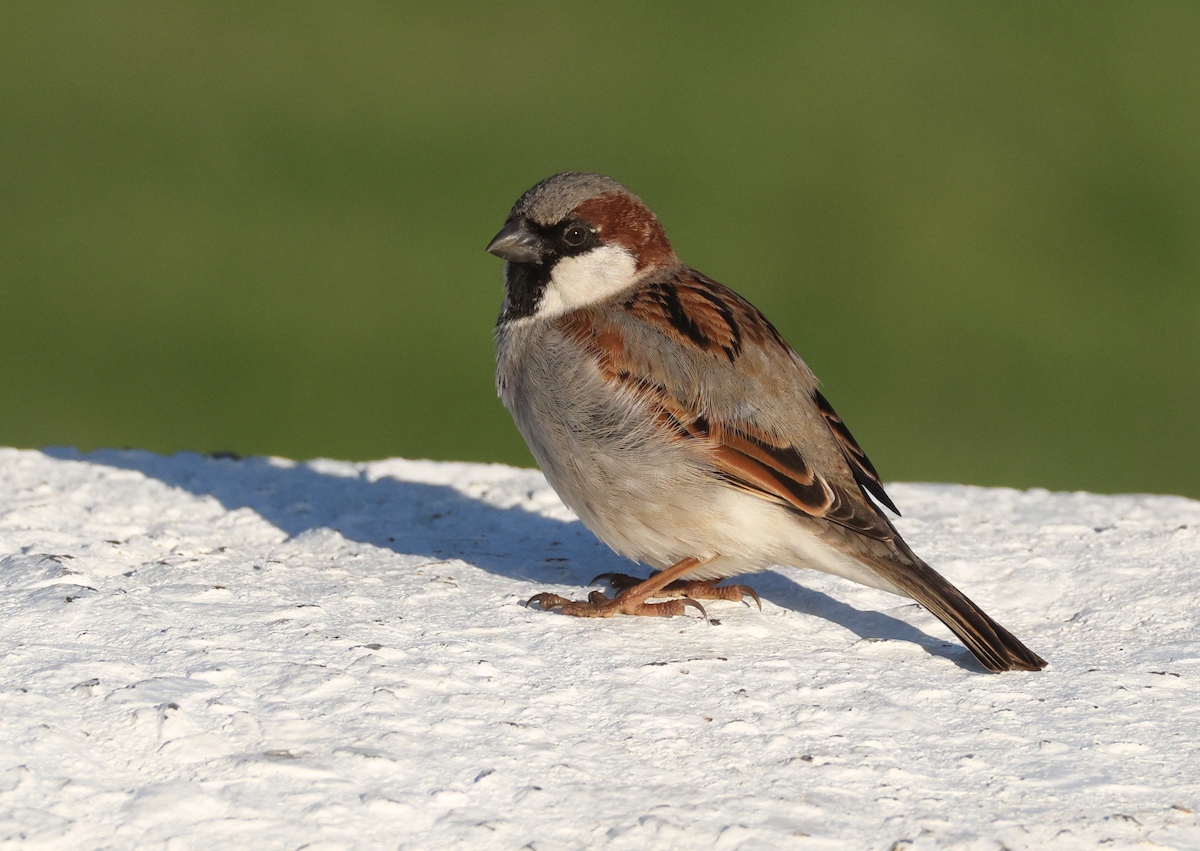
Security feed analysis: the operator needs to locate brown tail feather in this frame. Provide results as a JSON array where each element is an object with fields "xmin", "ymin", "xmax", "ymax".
[{"xmin": 887, "ymin": 553, "xmax": 1047, "ymax": 673}]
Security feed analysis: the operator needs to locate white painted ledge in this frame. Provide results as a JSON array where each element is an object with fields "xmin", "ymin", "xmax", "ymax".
[{"xmin": 1, "ymin": 447, "xmax": 1198, "ymax": 849}]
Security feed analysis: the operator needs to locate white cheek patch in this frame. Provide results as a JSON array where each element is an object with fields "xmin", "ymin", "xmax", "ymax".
[{"xmin": 536, "ymin": 245, "xmax": 638, "ymax": 318}]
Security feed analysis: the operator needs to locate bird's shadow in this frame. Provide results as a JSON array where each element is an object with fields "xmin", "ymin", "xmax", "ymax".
[{"xmin": 42, "ymin": 447, "xmax": 981, "ymax": 671}]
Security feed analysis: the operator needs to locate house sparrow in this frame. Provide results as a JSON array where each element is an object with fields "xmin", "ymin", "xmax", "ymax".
[{"xmin": 487, "ymin": 172, "xmax": 1046, "ymax": 673}]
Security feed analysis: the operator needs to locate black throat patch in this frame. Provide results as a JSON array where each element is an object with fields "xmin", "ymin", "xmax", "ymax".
[{"xmin": 496, "ymin": 259, "xmax": 555, "ymax": 324}]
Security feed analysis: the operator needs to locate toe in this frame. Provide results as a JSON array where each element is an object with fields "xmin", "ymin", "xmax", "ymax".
[{"xmin": 525, "ymin": 592, "xmax": 571, "ymax": 610}]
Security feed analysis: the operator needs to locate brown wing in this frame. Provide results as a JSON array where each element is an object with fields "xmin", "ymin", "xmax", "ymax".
[{"xmin": 560, "ymin": 269, "xmax": 899, "ymax": 542}]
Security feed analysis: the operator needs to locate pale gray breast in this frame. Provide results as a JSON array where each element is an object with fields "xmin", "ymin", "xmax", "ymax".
[{"xmin": 496, "ymin": 317, "xmax": 719, "ymax": 553}]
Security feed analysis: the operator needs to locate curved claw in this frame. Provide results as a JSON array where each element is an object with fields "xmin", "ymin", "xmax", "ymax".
[
  {"xmin": 739, "ymin": 586, "xmax": 762, "ymax": 611},
  {"xmin": 680, "ymin": 597, "xmax": 709, "ymax": 621}
]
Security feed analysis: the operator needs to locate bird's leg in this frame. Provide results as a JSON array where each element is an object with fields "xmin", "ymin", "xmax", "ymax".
[
  {"xmin": 591, "ymin": 572, "xmax": 761, "ymax": 610},
  {"xmin": 526, "ymin": 556, "xmax": 715, "ymax": 618}
]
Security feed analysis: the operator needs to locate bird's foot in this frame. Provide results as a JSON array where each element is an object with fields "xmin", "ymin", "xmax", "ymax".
[
  {"xmin": 591, "ymin": 572, "xmax": 761, "ymax": 610},
  {"xmin": 525, "ymin": 590, "xmax": 706, "ymax": 618},
  {"xmin": 525, "ymin": 556, "xmax": 725, "ymax": 620}
]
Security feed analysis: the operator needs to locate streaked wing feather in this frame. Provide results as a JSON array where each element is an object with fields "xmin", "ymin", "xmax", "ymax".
[
  {"xmin": 693, "ymin": 417, "xmax": 895, "ymax": 541},
  {"xmin": 814, "ymin": 390, "xmax": 900, "ymax": 515}
]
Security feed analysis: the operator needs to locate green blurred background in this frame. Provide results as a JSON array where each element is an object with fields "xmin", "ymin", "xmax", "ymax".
[{"xmin": 2, "ymin": 3, "xmax": 1197, "ymax": 498}]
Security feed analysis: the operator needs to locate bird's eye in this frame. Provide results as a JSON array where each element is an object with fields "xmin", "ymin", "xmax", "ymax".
[{"xmin": 562, "ymin": 224, "xmax": 590, "ymax": 247}]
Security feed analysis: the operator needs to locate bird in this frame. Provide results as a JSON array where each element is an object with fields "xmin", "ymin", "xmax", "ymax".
[{"xmin": 486, "ymin": 172, "xmax": 1046, "ymax": 673}]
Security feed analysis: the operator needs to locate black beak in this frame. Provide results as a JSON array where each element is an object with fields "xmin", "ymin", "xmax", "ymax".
[{"xmin": 486, "ymin": 217, "xmax": 546, "ymax": 264}]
